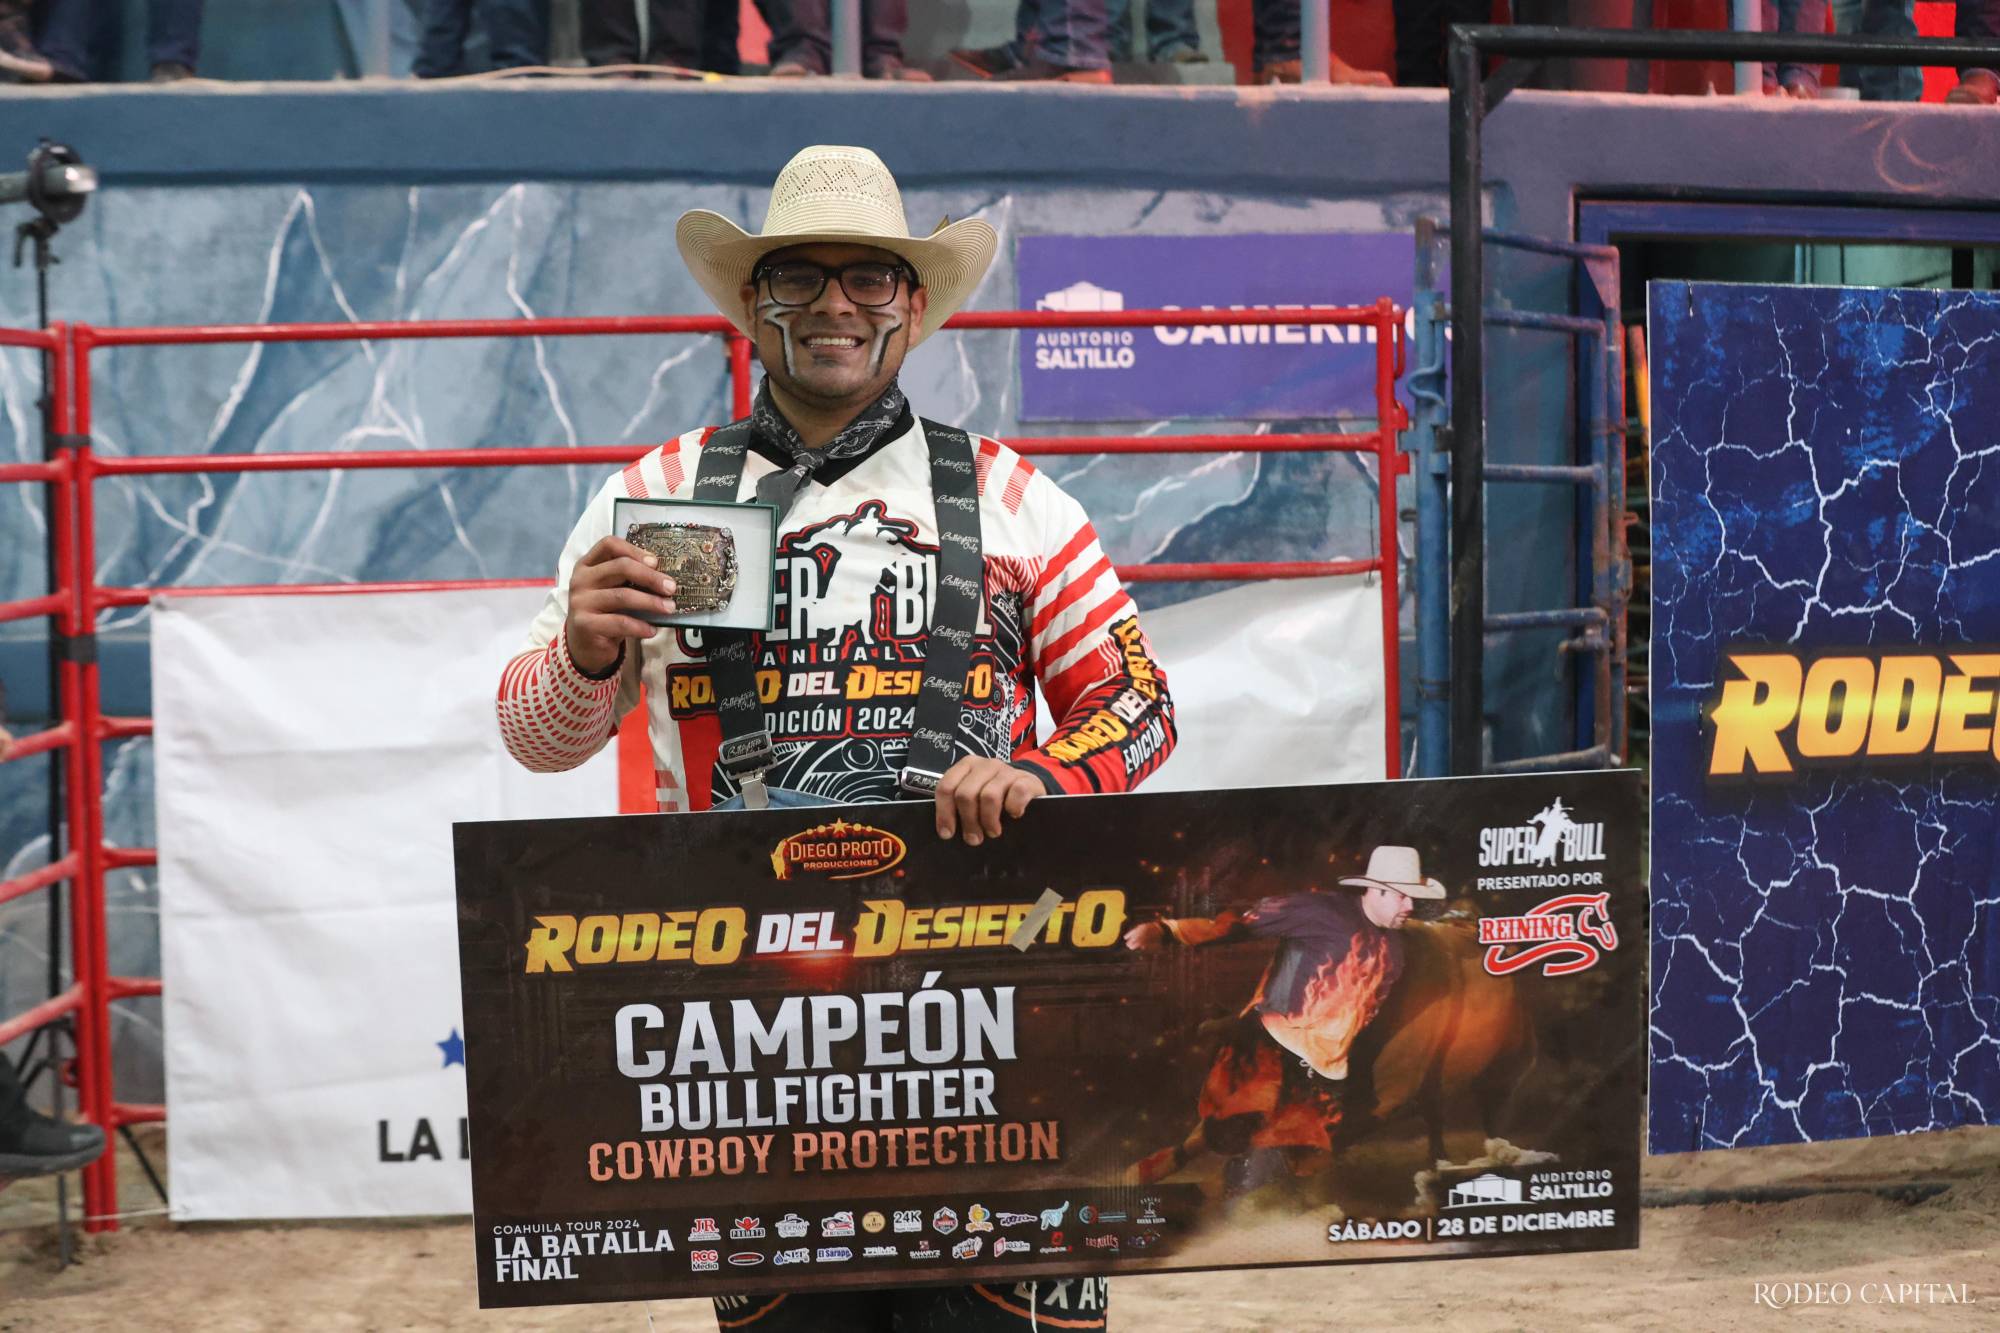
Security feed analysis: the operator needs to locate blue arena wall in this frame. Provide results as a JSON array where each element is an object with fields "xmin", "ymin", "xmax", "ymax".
[{"xmin": 2, "ymin": 80, "xmax": 1998, "ymax": 1101}]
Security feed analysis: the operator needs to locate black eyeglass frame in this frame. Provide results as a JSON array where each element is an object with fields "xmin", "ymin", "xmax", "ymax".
[{"xmin": 752, "ymin": 259, "xmax": 921, "ymax": 308}]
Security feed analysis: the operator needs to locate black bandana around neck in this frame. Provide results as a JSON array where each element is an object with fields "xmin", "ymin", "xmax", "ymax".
[{"xmin": 748, "ymin": 378, "xmax": 909, "ymax": 518}]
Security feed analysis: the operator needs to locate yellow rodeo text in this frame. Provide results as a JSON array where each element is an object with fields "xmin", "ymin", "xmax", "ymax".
[
  {"xmin": 524, "ymin": 908, "xmax": 750, "ymax": 972},
  {"xmin": 1707, "ymin": 649, "xmax": 2000, "ymax": 777}
]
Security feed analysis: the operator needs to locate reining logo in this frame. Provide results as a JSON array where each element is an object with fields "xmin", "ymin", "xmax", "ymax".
[{"xmin": 1479, "ymin": 893, "xmax": 1618, "ymax": 977}]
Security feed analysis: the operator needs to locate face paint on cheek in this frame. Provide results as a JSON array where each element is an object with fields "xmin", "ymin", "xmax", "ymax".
[
  {"xmin": 758, "ymin": 301, "xmax": 799, "ymax": 378},
  {"xmin": 866, "ymin": 317, "xmax": 904, "ymax": 378}
]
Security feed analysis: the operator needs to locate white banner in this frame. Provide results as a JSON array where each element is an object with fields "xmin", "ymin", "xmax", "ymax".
[
  {"xmin": 156, "ymin": 576, "xmax": 1387, "ymax": 1219},
  {"xmin": 155, "ymin": 588, "xmax": 616, "ymax": 1220}
]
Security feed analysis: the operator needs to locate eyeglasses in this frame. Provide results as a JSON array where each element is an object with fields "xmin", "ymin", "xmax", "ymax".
[{"xmin": 754, "ymin": 260, "xmax": 915, "ymax": 308}]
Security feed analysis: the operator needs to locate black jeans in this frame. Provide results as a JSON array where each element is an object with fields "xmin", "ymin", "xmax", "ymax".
[
  {"xmin": 773, "ymin": 0, "xmax": 909, "ymax": 73},
  {"xmin": 713, "ymin": 1279, "xmax": 1111, "ymax": 1330},
  {"xmin": 579, "ymin": 0, "xmax": 700, "ymax": 66},
  {"xmin": 413, "ymin": 0, "xmax": 550, "ymax": 76},
  {"xmin": 1392, "ymin": 0, "xmax": 1489, "ymax": 86}
]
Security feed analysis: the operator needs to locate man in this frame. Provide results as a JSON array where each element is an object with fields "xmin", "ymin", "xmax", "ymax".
[
  {"xmin": 771, "ymin": 0, "xmax": 930, "ymax": 80},
  {"xmin": 36, "ymin": 0, "xmax": 202, "ymax": 82},
  {"xmin": 951, "ymin": 0, "xmax": 1387, "ymax": 86},
  {"xmin": 0, "ymin": 1053, "xmax": 106, "ymax": 1187},
  {"xmin": 0, "ymin": 0, "xmax": 52, "ymax": 81},
  {"xmin": 497, "ymin": 143, "xmax": 1175, "ymax": 1330},
  {"xmin": 1122, "ymin": 845, "xmax": 1442, "ymax": 1194},
  {"xmin": 413, "ymin": 0, "xmax": 550, "ymax": 78}
]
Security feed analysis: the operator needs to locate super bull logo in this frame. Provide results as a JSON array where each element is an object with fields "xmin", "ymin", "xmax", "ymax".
[{"xmin": 1477, "ymin": 798, "xmax": 1606, "ymax": 869}]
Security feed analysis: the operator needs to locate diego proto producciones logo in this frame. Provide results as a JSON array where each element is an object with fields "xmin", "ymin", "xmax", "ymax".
[{"xmin": 771, "ymin": 820, "xmax": 906, "ymax": 881}]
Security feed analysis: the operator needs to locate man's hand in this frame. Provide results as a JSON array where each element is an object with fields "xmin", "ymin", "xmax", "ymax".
[
  {"xmin": 935, "ymin": 756, "xmax": 1043, "ymax": 847},
  {"xmin": 1123, "ymin": 921, "xmax": 1166, "ymax": 951},
  {"xmin": 0, "ymin": 722, "xmax": 12, "ymax": 763},
  {"xmin": 564, "ymin": 536, "xmax": 678, "ymax": 676}
]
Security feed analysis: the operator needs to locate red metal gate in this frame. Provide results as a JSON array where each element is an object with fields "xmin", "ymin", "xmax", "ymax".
[{"xmin": 0, "ymin": 300, "xmax": 1405, "ymax": 1229}]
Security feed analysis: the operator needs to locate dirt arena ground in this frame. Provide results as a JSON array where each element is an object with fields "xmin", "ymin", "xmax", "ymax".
[{"xmin": 3, "ymin": 1124, "xmax": 1993, "ymax": 1331}]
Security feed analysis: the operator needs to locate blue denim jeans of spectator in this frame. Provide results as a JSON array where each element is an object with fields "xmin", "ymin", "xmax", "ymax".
[
  {"xmin": 414, "ymin": 0, "xmax": 549, "ymax": 76},
  {"xmin": 772, "ymin": 0, "xmax": 909, "ymax": 73},
  {"xmin": 37, "ymin": 0, "xmax": 201, "ymax": 77},
  {"xmin": 1826, "ymin": 0, "xmax": 1921, "ymax": 98},
  {"xmin": 1252, "ymin": 0, "xmax": 1300, "ymax": 67},
  {"xmin": 1022, "ymin": 0, "xmax": 1113, "ymax": 69},
  {"xmin": 1108, "ymin": 0, "xmax": 1199, "ymax": 61}
]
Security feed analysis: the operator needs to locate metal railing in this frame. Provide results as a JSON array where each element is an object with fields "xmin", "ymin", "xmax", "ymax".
[
  {"xmin": 1, "ymin": 298, "xmax": 1408, "ymax": 1230},
  {"xmin": 1444, "ymin": 23, "xmax": 2000, "ymax": 775}
]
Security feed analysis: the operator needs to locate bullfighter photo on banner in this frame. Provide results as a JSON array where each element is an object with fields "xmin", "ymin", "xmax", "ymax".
[{"xmin": 453, "ymin": 772, "xmax": 1644, "ymax": 1307}]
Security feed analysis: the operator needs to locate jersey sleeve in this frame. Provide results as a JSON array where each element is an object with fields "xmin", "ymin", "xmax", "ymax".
[
  {"xmin": 496, "ymin": 471, "xmax": 643, "ymax": 773},
  {"xmin": 1009, "ymin": 481, "xmax": 1177, "ymax": 795}
]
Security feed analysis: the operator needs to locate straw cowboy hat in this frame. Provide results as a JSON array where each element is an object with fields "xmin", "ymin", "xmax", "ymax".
[
  {"xmin": 1338, "ymin": 846, "xmax": 1447, "ymax": 900},
  {"xmin": 676, "ymin": 145, "xmax": 998, "ymax": 346}
]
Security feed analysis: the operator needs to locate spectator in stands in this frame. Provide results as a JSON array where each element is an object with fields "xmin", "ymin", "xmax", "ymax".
[
  {"xmin": 1247, "ymin": 0, "xmax": 1391, "ymax": 84},
  {"xmin": 414, "ymin": 0, "xmax": 550, "ymax": 78},
  {"xmin": 1109, "ymin": 0, "xmax": 1205, "ymax": 64},
  {"xmin": 579, "ymin": 0, "xmax": 701, "ymax": 71},
  {"xmin": 949, "ymin": 0, "xmax": 1116, "ymax": 82},
  {"xmin": 1767, "ymin": 0, "xmax": 1831, "ymax": 96},
  {"xmin": 1393, "ymin": 0, "xmax": 1487, "ymax": 87},
  {"xmin": 1946, "ymin": 0, "xmax": 2000, "ymax": 102},
  {"xmin": 0, "ymin": 1051, "xmax": 105, "ymax": 1185},
  {"xmin": 953, "ymin": 0, "xmax": 1386, "ymax": 84},
  {"xmin": 1829, "ymin": 0, "xmax": 1921, "ymax": 100},
  {"xmin": 771, "ymin": 0, "xmax": 931, "ymax": 79},
  {"xmin": 693, "ymin": 0, "xmax": 795, "ymax": 74},
  {"xmin": 36, "ymin": 0, "xmax": 203, "ymax": 82},
  {"xmin": 0, "ymin": 0, "xmax": 52, "ymax": 81}
]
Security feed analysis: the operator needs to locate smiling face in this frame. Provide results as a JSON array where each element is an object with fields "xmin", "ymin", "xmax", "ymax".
[
  {"xmin": 1360, "ymin": 884, "xmax": 1415, "ymax": 930},
  {"xmin": 740, "ymin": 242, "xmax": 928, "ymax": 418}
]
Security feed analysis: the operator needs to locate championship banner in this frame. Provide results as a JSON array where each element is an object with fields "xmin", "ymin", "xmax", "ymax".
[
  {"xmin": 1648, "ymin": 281, "xmax": 2000, "ymax": 1151},
  {"xmin": 454, "ymin": 772, "xmax": 1643, "ymax": 1307},
  {"xmin": 1015, "ymin": 233, "xmax": 1413, "ymax": 422}
]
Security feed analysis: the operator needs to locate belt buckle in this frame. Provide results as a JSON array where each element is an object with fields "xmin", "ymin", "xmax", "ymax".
[{"xmin": 898, "ymin": 766, "xmax": 945, "ymax": 798}]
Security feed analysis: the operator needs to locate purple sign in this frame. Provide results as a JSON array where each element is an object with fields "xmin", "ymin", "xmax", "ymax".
[{"xmin": 1015, "ymin": 232, "xmax": 1413, "ymax": 423}]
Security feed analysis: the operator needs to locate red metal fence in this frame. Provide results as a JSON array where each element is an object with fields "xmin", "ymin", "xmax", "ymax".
[{"xmin": 0, "ymin": 300, "xmax": 1406, "ymax": 1230}]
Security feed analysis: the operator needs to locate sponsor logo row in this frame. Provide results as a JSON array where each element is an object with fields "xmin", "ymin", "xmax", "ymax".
[{"xmin": 681, "ymin": 1199, "xmax": 1169, "ymax": 1271}]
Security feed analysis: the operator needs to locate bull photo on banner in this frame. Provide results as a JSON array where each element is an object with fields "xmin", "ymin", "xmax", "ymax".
[{"xmin": 453, "ymin": 772, "xmax": 1643, "ymax": 1307}]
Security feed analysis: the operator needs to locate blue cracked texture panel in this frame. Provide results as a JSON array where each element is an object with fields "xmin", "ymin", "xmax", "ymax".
[{"xmin": 1649, "ymin": 280, "xmax": 2000, "ymax": 1153}]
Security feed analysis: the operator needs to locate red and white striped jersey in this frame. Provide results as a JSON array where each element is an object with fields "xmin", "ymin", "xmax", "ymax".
[{"xmin": 497, "ymin": 417, "xmax": 1176, "ymax": 810}]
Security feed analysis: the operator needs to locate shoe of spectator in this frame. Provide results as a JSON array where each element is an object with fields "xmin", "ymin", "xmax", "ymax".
[
  {"xmin": 1163, "ymin": 46, "xmax": 1210, "ymax": 64},
  {"xmin": 1256, "ymin": 55, "xmax": 1392, "ymax": 87},
  {"xmin": 150, "ymin": 61, "xmax": 195, "ymax": 82},
  {"xmin": 0, "ymin": 1063, "xmax": 108, "ymax": 1180},
  {"xmin": 994, "ymin": 57, "xmax": 1112, "ymax": 84},
  {"xmin": 866, "ymin": 57, "xmax": 932, "ymax": 82},
  {"xmin": 769, "ymin": 60, "xmax": 819, "ymax": 78},
  {"xmin": 0, "ymin": 11, "xmax": 52, "ymax": 82},
  {"xmin": 1946, "ymin": 70, "xmax": 1999, "ymax": 104},
  {"xmin": 948, "ymin": 43, "xmax": 1026, "ymax": 79}
]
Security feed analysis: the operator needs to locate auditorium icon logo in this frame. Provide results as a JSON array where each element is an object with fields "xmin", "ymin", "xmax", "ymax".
[
  {"xmin": 1036, "ymin": 281, "xmax": 1124, "ymax": 313},
  {"xmin": 1446, "ymin": 1173, "xmax": 1525, "ymax": 1208}
]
